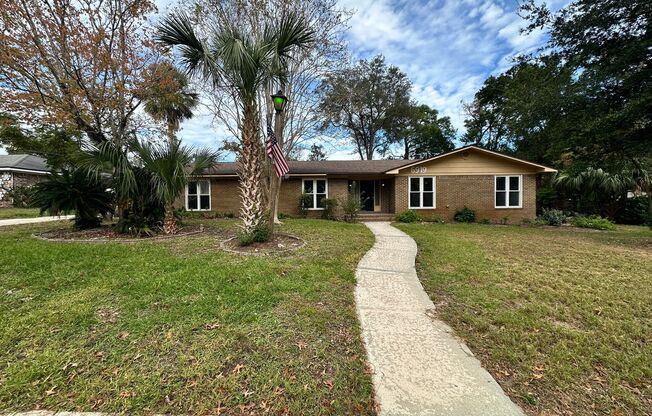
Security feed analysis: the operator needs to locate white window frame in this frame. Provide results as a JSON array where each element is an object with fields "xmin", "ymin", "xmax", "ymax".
[
  {"xmin": 408, "ymin": 176, "xmax": 436, "ymax": 209},
  {"xmin": 495, "ymin": 175, "xmax": 522, "ymax": 209},
  {"xmin": 186, "ymin": 180, "xmax": 211, "ymax": 211},
  {"xmin": 302, "ymin": 178, "xmax": 328, "ymax": 210}
]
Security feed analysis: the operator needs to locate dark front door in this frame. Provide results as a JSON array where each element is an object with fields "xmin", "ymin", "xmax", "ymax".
[{"xmin": 360, "ymin": 180, "xmax": 375, "ymax": 211}]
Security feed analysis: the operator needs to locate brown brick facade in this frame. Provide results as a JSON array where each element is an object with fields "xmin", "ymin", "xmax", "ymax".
[
  {"xmin": 181, "ymin": 173, "xmax": 537, "ymax": 223},
  {"xmin": 394, "ymin": 174, "xmax": 536, "ymax": 223}
]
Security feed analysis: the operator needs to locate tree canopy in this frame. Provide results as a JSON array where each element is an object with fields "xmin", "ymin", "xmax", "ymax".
[{"xmin": 317, "ymin": 55, "xmax": 412, "ymax": 160}]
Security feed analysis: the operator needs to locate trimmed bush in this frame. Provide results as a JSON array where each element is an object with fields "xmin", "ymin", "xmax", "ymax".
[
  {"xmin": 571, "ymin": 215, "xmax": 615, "ymax": 231},
  {"xmin": 298, "ymin": 193, "xmax": 312, "ymax": 218},
  {"xmin": 397, "ymin": 210, "xmax": 421, "ymax": 223},
  {"xmin": 454, "ymin": 206, "xmax": 476, "ymax": 223},
  {"xmin": 320, "ymin": 197, "xmax": 338, "ymax": 220},
  {"xmin": 538, "ymin": 208, "xmax": 566, "ymax": 226}
]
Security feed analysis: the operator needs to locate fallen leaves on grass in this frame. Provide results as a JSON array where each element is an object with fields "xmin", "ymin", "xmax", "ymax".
[{"xmin": 232, "ymin": 363, "xmax": 245, "ymax": 374}]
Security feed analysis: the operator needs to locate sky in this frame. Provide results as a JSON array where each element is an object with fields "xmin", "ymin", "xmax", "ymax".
[
  {"xmin": 1, "ymin": 0, "xmax": 565, "ymax": 158},
  {"xmin": 159, "ymin": 0, "xmax": 568, "ymax": 160}
]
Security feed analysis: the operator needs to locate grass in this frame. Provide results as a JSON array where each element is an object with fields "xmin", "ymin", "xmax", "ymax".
[
  {"xmin": 0, "ymin": 208, "xmax": 41, "ymax": 219},
  {"xmin": 396, "ymin": 222, "xmax": 652, "ymax": 416},
  {"xmin": 0, "ymin": 219, "xmax": 376, "ymax": 415}
]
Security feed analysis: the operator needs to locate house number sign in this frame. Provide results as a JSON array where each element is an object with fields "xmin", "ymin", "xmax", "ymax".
[{"xmin": 410, "ymin": 167, "xmax": 427, "ymax": 174}]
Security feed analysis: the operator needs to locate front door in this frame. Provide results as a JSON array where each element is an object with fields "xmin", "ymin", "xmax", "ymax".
[{"xmin": 359, "ymin": 180, "xmax": 375, "ymax": 211}]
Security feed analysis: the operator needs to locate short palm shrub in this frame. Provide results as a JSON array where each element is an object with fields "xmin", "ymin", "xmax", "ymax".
[
  {"xmin": 538, "ymin": 208, "xmax": 567, "ymax": 226},
  {"xmin": 238, "ymin": 222, "xmax": 270, "ymax": 246},
  {"xmin": 571, "ymin": 215, "xmax": 616, "ymax": 230},
  {"xmin": 6, "ymin": 186, "xmax": 34, "ymax": 208},
  {"xmin": 31, "ymin": 169, "xmax": 113, "ymax": 229},
  {"xmin": 454, "ymin": 206, "xmax": 476, "ymax": 223},
  {"xmin": 320, "ymin": 198, "xmax": 338, "ymax": 220},
  {"xmin": 397, "ymin": 210, "xmax": 421, "ymax": 223},
  {"xmin": 339, "ymin": 195, "xmax": 361, "ymax": 222}
]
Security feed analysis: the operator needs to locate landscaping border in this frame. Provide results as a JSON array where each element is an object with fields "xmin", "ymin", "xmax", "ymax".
[
  {"xmin": 219, "ymin": 233, "xmax": 305, "ymax": 256},
  {"xmin": 32, "ymin": 225, "xmax": 205, "ymax": 244}
]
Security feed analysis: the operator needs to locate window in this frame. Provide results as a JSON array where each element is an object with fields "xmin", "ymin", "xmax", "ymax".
[
  {"xmin": 495, "ymin": 175, "xmax": 521, "ymax": 208},
  {"xmin": 303, "ymin": 179, "xmax": 328, "ymax": 209},
  {"xmin": 187, "ymin": 180, "xmax": 211, "ymax": 210},
  {"xmin": 408, "ymin": 176, "xmax": 436, "ymax": 209}
]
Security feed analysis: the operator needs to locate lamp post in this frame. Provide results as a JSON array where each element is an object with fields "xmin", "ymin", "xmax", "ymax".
[{"xmin": 268, "ymin": 90, "xmax": 288, "ymax": 230}]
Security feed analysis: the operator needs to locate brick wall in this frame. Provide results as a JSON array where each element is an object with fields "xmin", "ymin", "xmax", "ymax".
[
  {"xmin": 0, "ymin": 172, "xmax": 44, "ymax": 208},
  {"xmin": 394, "ymin": 174, "xmax": 537, "ymax": 223},
  {"xmin": 178, "ymin": 177, "xmax": 351, "ymax": 218}
]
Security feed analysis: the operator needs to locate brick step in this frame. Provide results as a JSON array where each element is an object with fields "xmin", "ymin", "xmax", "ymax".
[{"xmin": 357, "ymin": 213, "xmax": 396, "ymax": 221}]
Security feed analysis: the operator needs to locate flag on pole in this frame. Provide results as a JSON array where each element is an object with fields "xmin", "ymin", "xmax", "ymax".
[{"xmin": 266, "ymin": 124, "xmax": 289, "ymax": 177}]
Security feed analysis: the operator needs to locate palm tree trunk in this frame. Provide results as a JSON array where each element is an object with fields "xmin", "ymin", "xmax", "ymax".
[
  {"xmin": 163, "ymin": 204, "xmax": 177, "ymax": 234},
  {"xmin": 239, "ymin": 103, "xmax": 266, "ymax": 237}
]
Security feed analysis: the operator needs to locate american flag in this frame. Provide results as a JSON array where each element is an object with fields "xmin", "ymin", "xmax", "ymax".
[{"xmin": 266, "ymin": 125, "xmax": 289, "ymax": 177}]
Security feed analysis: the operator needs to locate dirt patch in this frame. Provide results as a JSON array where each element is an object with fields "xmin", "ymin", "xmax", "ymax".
[
  {"xmin": 220, "ymin": 233, "xmax": 305, "ymax": 256},
  {"xmin": 34, "ymin": 224, "xmax": 205, "ymax": 243}
]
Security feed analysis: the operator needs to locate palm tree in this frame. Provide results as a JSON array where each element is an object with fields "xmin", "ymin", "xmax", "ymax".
[
  {"xmin": 142, "ymin": 62, "xmax": 199, "ymax": 144},
  {"xmin": 157, "ymin": 12, "xmax": 314, "ymax": 238},
  {"xmin": 133, "ymin": 140, "xmax": 216, "ymax": 234}
]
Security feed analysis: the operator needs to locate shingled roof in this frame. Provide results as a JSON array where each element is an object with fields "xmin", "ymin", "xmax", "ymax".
[
  {"xmin": 203, "ymin": 159, "xmax": 417, "ymax": 176},
  {"xmin": 0, "ymin": 154, "xmax": 49, "ymax": 173}
]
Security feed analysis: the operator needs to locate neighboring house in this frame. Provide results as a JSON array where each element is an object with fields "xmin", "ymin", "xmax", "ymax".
[
  {"xmin": 185, "ymin": 145, "xmax": 556, "ymax": 222},
  {"xmin": 0, "ymin": 154, "xmax": 49, "ymax": 208}
]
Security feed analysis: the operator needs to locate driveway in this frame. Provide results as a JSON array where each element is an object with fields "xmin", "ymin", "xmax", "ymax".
[
  {"xmin": 356, "ymin": 221, "xmax": 523, "ymax": 416},
  {"xmin": 0, "ymin": 215, "xmax": 74, "ymax": 227}
]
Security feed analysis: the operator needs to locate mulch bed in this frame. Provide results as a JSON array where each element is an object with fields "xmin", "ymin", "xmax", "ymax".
[
  {"xmin": 220, "ymin": 233, "xmax": 305, "ymax": 255},
  {"xmin": 33, "ymin": 224, "xmax": 205, "ymax": 243}
]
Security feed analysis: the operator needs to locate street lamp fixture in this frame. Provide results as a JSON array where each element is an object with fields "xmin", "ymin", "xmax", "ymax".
[{"xmin": 271, "ymin": 90, "xmax": 288, "ymax": 112}]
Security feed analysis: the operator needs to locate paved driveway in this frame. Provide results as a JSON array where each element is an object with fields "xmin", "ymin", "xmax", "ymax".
[
  {"xmin": 0, "ymin": 215, "xmax": 74, "ymax": 227},
  {"xmin": 356, "ymin": 222, "xmax": 523, "ymax": 416}
]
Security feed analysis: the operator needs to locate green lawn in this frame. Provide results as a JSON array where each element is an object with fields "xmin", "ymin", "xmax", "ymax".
[
  {"xmin": 0, "ymin": 208, "xmax": 41, "ymax": 219},
  {"xmin": 396, "ymin": 223, "xmax": 652, "ymax": 416},
  {"xmin": 0, "ymin": 219, "xmax": 376, "ymax": 414}
]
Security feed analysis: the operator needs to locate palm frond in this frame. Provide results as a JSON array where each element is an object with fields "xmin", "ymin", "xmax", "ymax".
[{"xmin": 157, "ymin": 13, "xmax": 215, "ymax": 80}]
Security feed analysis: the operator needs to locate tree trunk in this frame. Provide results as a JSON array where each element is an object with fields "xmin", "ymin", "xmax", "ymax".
[
  {"xmin": 163, "ymin": 204, "xmax": 177, "ymax": 234},
  {"xmin": 239, "ymin": 103, "xmax": 266, "ymax": 237}
]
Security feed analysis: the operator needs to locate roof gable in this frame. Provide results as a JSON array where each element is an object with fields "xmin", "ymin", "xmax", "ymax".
[{"xmin": 385, "ymin": 146, "xmax": 556, "ymax": 175}]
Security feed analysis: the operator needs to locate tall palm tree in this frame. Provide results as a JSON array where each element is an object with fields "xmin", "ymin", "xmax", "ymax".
[
  {"xmin": 134, "ymin": 140, "xmax": 216, "ymax": 234},
  {"xmin": 157, "ymin": 12, "xmax": 314, "ymax": 237},
  {"xmin": 142, "ymin": 62, "xmax": 199, "ymax": 144}
]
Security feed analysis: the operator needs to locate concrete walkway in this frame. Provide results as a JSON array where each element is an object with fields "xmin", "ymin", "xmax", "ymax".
[
  {"xmin": 0, "ymin": 215, "xmax": 74, "ymax": 227},
  {"xmin": 356, "ymin": 222, "xmax": 523, "ymax": 416}
]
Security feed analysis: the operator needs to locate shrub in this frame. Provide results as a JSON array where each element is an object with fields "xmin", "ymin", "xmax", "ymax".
[
  {"xmin": 5, "ymin": 186, "xmax": 34, "ymax": 208},
  {"xmin": 538, "ymin": 208, "xmax": 566, "ymax": 226},
  {"xmin": 422, "ymin": 214, "xmax": 445, "ymax": 224},
  {"xmin": 397, "ymin": 210, "xmax": 421, "ymax": 223},
  {"xmin": 616, "ymin": 196, "xmax": 650, "ymax": 225},
  {"xmin": 339, "ymin": 195, "xmax": 361, "ymax": 223},
  {"xmin": 454, "ymin": 206, "xmax": 476, "ymax": 223},
  {"xmin": 480, "ymin": 218, "xmax": 491, "ymax": 224},
  {"xmin": 571, "ymin": 215, "xmax": 615, "ymax": 231},
  {"xmin": 320, "ymin": 197, "xmax": 338, "ymax": 220},
  {"xmin": 298, "ymin": 193, "xmax": 312, "ymax": 218},
  {"xmin": 278, "ymin": 212, "xmax": 291, "ymax": 220},
  {"xmin": 238, "ymin": 222, "xmax": 270, "ymax": 246},
  {"xmin": 536, "ymin": 186, "xmax": 557, "ymax": 211},
  {"xmin": 31, "ymin": 169, "xmax": 113, "ymax": 229}
]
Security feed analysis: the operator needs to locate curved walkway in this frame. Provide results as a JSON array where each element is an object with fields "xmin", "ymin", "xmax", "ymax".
[{"xmin": 356, "ymin": 222, "xmax": 523, "ymax": 416}]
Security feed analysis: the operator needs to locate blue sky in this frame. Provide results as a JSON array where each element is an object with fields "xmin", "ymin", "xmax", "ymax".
[
  {"xmin": 162, "ymin": 0, "xmax": 568, "ymax": 160},
  {"xmin": 0, "ymin": 0, "xmax": 565, "ymax": 158}
]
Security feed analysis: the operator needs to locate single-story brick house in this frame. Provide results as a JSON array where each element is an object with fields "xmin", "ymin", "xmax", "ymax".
[
  {"xmin": 0, "ymin": 154, "xmax": 49, "ymax": 208},
  {"xmin": 185, "ymin": 145, "xmax": 556, "ymax": 222}
]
